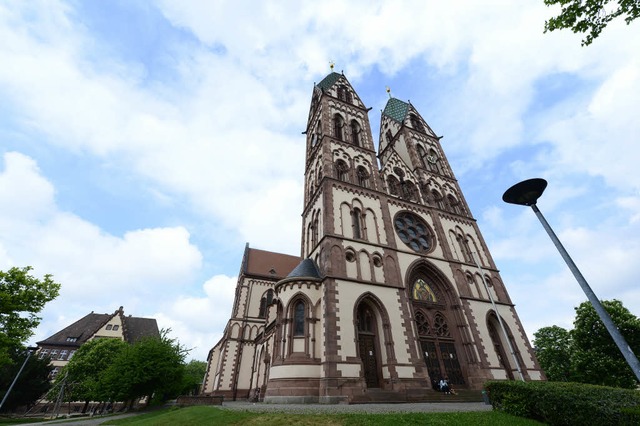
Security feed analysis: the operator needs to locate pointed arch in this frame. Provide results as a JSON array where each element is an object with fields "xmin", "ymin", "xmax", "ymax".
[
  {"xmin": 351, "ymin": 120, "xmax": 361, "ymax": 147},
  {"xmin": 356, "ymin": 166, "xmax": 370, "ymax": 188},
  {"xmin": 335, "ymin": 159, "xmax": 349, "ymax": 182},
  {"xmin": 387, "ymin": 175, "xmax": 400, "ymax": 196},
  {"xmin": 333, "ymin": 114, "xmax": 345, "ymax": 140}
]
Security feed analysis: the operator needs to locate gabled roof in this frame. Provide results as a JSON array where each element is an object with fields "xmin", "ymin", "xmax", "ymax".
[
  {"xmin": 37, "ymin": 312, "xmax": 111, "ymax": 347},
  {"xmin": 382, "ymin": 98, "xmax": 409, "ymax": 123},
  {"xmin": 37, "ymin": 308, "xmax": 160, "ymax": 347},
  {"xmin": 316, "ymin": 72, "xmax": 342, "ymax": 90},
  {"xmin": 244, "ymin": 247, "xmax": 302, "ymax": 280},
  {"xmin": 123, "ymin": 316, "xmax": 161, "ymax": 343}
]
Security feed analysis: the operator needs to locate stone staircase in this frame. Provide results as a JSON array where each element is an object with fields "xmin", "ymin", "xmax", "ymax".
[{"xmin": 349, "ymin": 388, "xmax": 485, "ymax": 404}]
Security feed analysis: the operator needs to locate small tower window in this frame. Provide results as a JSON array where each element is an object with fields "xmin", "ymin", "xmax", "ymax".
[
  {"xmin": 385, "ymin": 129, "xmax": 393, "ymax": 144},
  {"xmin": 352, "ymin": 208, "xmax": 363, "ymax": 239},
  {"xmin": 402, "ymin": 181, "xmax": 417, "ymax": 201},
  {"xmin": 259, "ymin": 297, "xmax": 267, "ymax": 318},
  {"xmin": 387, "ymin": 175, "xmax": 400, "ymax": 196},
  {"xmin": 333, "ymin": 114, "xmax": 345, "ymax": 141},
  {"xmin": 432, "ymin": 190, "xmax": 445, "ymax": 210},
  {"xmin": 351, "ymin": 120, "xmax": 361, "ymax": 147},
  {"xmin": 335, "ymin": 160, "xmax": 349, "ymax": 182},
  {"xmin": 294, "ymin": 301, "xmax": 305, "ymax": 336},
  {"xmin": 337, "ymin": 85, "xmax": 352, "ymax": 103},
  {"xmin": 357, "ymin": 166, "xmax": 370, "ymax": 188},
  {"xmin": 417, "ymin": 145, "xmax": 428, "ymax": 168},
  {"xmin": 410, "ymin": 113, "xmax": 424, "ymax": 132}
]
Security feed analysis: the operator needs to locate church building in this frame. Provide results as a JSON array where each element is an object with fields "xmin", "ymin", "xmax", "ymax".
[{"xmin": 202, "ymin": 71, "xmax": 543, "ymax": 403}]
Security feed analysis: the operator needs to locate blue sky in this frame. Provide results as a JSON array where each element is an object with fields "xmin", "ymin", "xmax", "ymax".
[{"xmin": 1, "ymin": 0, "xmax": 639, "ymax": 362}]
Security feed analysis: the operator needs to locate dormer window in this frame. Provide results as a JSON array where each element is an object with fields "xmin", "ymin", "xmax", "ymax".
[
  {"xmin": 410, "ymin": 113, "xmax": 424, "ymax": 132},
  {"xmin": 106, "ymin": 324, "xmax": 113, "ymax": 330},
  {"xmin": 66, "ymin": 337, "xmax": 78, "ymax": 342}
]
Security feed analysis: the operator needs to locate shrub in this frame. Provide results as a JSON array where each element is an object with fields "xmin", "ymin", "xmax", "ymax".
[{"xmin": 485, "ymin": 380, "xmax": 640, "ymax": 426}]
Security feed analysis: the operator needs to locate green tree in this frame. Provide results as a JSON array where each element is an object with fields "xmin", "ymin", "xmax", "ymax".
[
  {"xmin": 533, "ymin": 325, "xmax": 574, "ymax": 382},
  {"xmin": 0, "ymin": 266, "xmax": 60, "ymax": 367},
  {"xmin": 0, "ymin": 347, "xmax": 52, "ymax": 413},
  {"xmin": 181, "ymin": 360, "xmax": 207, "ymax": 395},
  {"xmin": 544, "ymin": 0, "xmax": 640, "ymax": 46},
  {"xmin": 571, "ymin": 299, "xmax": 640, "ymax": 388},
  {"xmin": 55, "ymin": 338, "xmax": 128, "ymax": 410},
  {"xmin": 101, "ymin": 331, "xmax": 188, "ymax": 405}
]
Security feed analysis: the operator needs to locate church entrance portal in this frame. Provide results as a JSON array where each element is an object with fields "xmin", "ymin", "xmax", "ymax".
[
  {"xmin": 412, "ymin": 277, "xmax": 465, "ymax": 386},
  {"xmin": 357, "ymin": 303, "xmax": 380, "ymax": 388}
]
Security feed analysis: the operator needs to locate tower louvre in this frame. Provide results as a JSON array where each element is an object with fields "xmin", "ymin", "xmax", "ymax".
[{"xmin": 202, "ymin": 72, "xmax": 543, "ymax": 404}]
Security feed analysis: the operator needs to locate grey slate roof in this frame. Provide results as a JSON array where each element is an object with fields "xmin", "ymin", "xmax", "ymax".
[
  {"xmin": 383, "ymin": 98, "xmax": 409, "ymax": 123},
  {"xmin": 286, "ymin": 258, "xmax": 322, "ymax": 280},
  {"xmin": 37, "ymin": 308, "xmax": 160, "ymax": 347},
  {"xmin": 316, "ymin": 72, "xmax": 342, "ymax": 90}
]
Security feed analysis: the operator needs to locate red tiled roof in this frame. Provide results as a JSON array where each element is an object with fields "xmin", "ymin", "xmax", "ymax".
[{"xmin": 244, "ymin": 248, "xmax": 301, "ymax": 279}]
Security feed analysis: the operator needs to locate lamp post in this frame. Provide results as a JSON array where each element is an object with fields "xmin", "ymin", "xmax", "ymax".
[
  {"xmin": 0, "ymin": 346, "xmax": 38, "ymax": 411},
  {"xmin": 503, "ymin": 178, "xmax": 640, "ymax": 383}
]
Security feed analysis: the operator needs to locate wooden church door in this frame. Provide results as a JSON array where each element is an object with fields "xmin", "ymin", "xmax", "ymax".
[{"xmin": 357, "ymin": 303, "xmax": 380, "ymax": 388}]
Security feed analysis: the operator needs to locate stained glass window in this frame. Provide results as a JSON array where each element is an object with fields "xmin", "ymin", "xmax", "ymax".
[
  {"xmin": 294, "ymin": 301, "xmax": 305, "ymax": 336},
  {"xmin": 413, "ymin": 279, "xmax": 437, "ymax": 303}
]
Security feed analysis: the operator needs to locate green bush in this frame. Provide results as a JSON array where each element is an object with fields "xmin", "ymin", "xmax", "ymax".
[{"xmin": 485, "ymin": 380, "xmax": 640, "ymax": 426}]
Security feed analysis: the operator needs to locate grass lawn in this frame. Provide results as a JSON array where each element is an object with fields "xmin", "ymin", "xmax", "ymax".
[{"xmin": 104, "ymin": 406, "xmax": 542, "ymax": 425}]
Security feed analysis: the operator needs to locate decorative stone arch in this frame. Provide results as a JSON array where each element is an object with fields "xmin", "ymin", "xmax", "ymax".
[
  {"xmin": 486, "ymin": 310, "xmax": 524, "ymax": 381},
  {"xmin": 406, "ymin": 260, "xmax": 467, "ymax": 387},
  {"xmin": 230, "ymin": 323, "xmax": 241, "ymax": 339},
  {"xmin": 353, "ymin": 292, "xmax": 394, "ymax": 388},
  {"xmin": 285, "ymin": 292, "xmax": 314, "ymax": 357}
]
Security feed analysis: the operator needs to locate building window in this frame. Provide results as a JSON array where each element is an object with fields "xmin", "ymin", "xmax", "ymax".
[
  {"xmin": 448, "ymin": 195, "xmax": 463, "ymax": 215},
  {"xmin": 394, "ymin": 212, "xmax": 431, "ymax": 253},
  {"xmin": 413, "ymin": 278, "xmax": 438, "ymax": 302},
  {"xmin": 337, "ymin": 85, "xmax": 352, "ymax": 103},
  {"xmin": 106, "ymin": 324, "xmax": 113, "ymax": 330},
  {"xmin": 112, "ymin": 325, "xmax": 119, "ymax": 331},
  {"xmin": 335, "ymin": 160, "xmax": 349, "ymax": 182},
  {"xmin": 50, "ymin": 367, "xmax": 60, "ymax": 379},
  {"xmin": 66, "ymin": 337, "xmax": 77, "ymax": 342},
  {"xmin": 258, "ymin": 297, "xmax": 267, "ymax": 318},
  {"xmin": 417, "ymin": 145, "xmax": 428, "ymax": 168},
  {"xmin": 68, "ymin": 350, "xmax": 76, "ymax": 360},
  {"xmin": 432, "ymin": 190, "xmax": 445, "ymax": 210},
  {"xmin": 38, "ymin": 349, "xmax": 50, "ymax": 359},
  {"xmin": 415, "ymin": 310, "xmax": 431, "ymax": 336},
  {"xmin": 293, "ymin": 301, "xmax": 305, "ymax": 336},
  {"xmin": 410, "ymin": 113, "xmax": 424, "ymax": 132},
  {"xmin": 50, "ymin": 349, "xmax": 59, "ymax": 359},
  {"xmin": 351, "ymin": 120, "xmax": 361, "ymax": 147},
  {"xmin": 387, "ymin": 175, "xmax": 400, "ymax": 196},
  {"xmin": 333, "ymin": 114, "xmax": 344, "ymax": 141},
  {"xmin": 357, "ymin": 166, "xmax": 370, "ymax": 188},
  {"xmin": 352, "ymin": 208, "xmax": 363, "ymax": 239},
  {"xmin": 59, "ymin": 350, "xmax": 68, "ymax": 360},
  {"xmin": 385, "ymin": 129, "xmax": 393, "ymax": 144},
  {"xmin": 401, "ymin": 181, "xmax": 417, "ymax": 201}
]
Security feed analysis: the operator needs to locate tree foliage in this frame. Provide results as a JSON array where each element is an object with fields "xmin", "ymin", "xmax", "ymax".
[
  {"xmin": 533, "ymin": 325, "xmax": 574, "ymax": 382},
  {"xmin": 571, "ymin": 300, "xmax": 640, "ymax": 388},
  {"xmin": 0, "ymin": 266, "xmax": 60, "ymax": 367},
  {"xmin": 544, "ymin": 0, "xmax": 640, "ymax": 46},
  {"xmin": 55, "ymin": 338, "xmax": 128, "ymax": 404},
  {"xmin": 101, "ymin": 332, "xmax": 188, "ymax": 404},
  {"xmin": 181, "ymin": 360, "xmax": 207, "ymax": 395},
  {"xmin": 0, "ymin": 347, "xmax": 52, "ymax": 413},
  {"xmin": 533, "ymin": 299, "xmax": 640, "ymax": 388}
]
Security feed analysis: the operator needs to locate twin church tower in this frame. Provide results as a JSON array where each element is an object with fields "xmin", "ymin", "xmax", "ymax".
[{"xmin": 202, "ymin": 71, "xmax": 543, "ymax": 403}]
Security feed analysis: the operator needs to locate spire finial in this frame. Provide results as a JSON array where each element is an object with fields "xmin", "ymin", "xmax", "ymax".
[
  {"xmin": 329, "ymin": 61, "xmax": 335, "ymax": 71},
  {"xmin": 386, "ymin": 86, "xmax": 392, "ymax": 98}
]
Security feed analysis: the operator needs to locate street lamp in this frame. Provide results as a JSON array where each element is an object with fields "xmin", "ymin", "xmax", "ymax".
[
  {"xmin": 503, "ymin": 178, "xmax": 640, "ymax": 383},
  {"xmin": 0, "ymin": 346, "xmax": 38, "ymax": 411}
]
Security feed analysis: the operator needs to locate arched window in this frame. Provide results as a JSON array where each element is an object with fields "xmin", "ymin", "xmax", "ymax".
[
  {"xmin": 335, "ymin": 160, "xmax": 349, "ymax": 182},
  {"xmin": 410, "ymin": 113, "xmax": 424, "ymax": 132},
  {"xmin": 357, "ymin": 304, "xmax": 375, "ymax": 332},
  {"xmin": 432, "ymin": 190, "xmax": 445, "ymax": 210},
  {"xmin": 293, "ymin": 301, "xmax": 305, "ymax": 336},
  {"xmin": 428, "ymin": 149, "xmax": 441, "ymax": 174},
  {"xmin": 385, "ymin": 129, "xmax": 393, "ymax": 144},
  {"xmin": 387, "ymin": 175, "xmax": 400, "ymax": 196},
  {"xmin": 258, "ymin": 297, "xmax": 267, "ymax": 318},
  {"xmin": 337, "ymin": 85, "xmax": 352, "ymax": 103},
  {"xmin": 417, "ymin": 145, "xmax": 428, "ymax": 168},
  {"xmin": 333, "ymin": 114, "xmax": 344, "ymax": 141},
  {"xmin": 433, "ymin": 312, "xmax": 451, "ymax": 337},
  {"xmin": 266, "ymin": 289, "xmax": 274, "ymax": 305},
  {"xmin": 402, "ymin": 181, "xmax": 417, "ymax": 201},
  {"xmin": 357, "ymin": 166, "xmax": 370, "ymax": 188},
  {"xmin": 448, "ymin": 195, "xmax": 463, "ymax": 215},
  {"xmin": 413, "ymin": 278, "xmax": 438, "ymax": 302},
  {"xmin": 352, "ymin": 208, "xmax": 363, "ymax": 239},
  {"xmin": 415, "ymin": 310, "xmax": 431, "ymax": 336},
  {"xmin": 351, "ymin": 120, "xmax": 361, "ymax": 146},
  {"xmin": 312, "ymin": 217, "xmax": 319, "ymax": 247}
]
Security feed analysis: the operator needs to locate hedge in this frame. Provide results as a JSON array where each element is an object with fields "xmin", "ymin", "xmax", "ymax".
[{"xmin": 484, "ymin": 380, "xmax": 640, "ymax": 425}]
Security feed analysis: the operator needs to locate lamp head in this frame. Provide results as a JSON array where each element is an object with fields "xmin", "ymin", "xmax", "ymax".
[{"xmin": 503, "ymin": 178, "xmax": 548, "ymax": 206}]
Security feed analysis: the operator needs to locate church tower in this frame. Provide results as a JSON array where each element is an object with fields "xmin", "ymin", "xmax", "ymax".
[{"xmin": 202, "ymin": 71, "xmax": 543, "ymax": 404}]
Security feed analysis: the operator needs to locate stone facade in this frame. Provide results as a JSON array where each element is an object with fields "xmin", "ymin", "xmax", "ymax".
[{"xmin": 202, "ymin": 72, "xmax": 544, "ymax": 403}]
